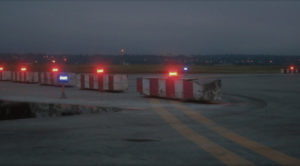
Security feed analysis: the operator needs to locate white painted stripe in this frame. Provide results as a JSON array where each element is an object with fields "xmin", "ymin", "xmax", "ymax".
[
  {"xmin": 158, "ymin": 79, "xmax": 166, "ymax": 97},
  {"xmin": 142, "ymin": 78, "xmax": 150, "ymax": 96},
  {"xmin": 103, "ymin": 75, "xmax": 109, "ymax": 90},
  {"xmin": 112, "ymin": 74, "xmax": 128, "ymax": 91},
  {"xmin": 40, "ymin": 73, "xmax": 44, "ymax": 83},
  {"xmin": 84, "ymin": 74, "xmax": 89, "ymax": 89},
  {"xmin": 17, "ymin": 72, "xmax": 20, "ymax": 81},
  {"xmin": 53, "ymin": 73, "xmax": 58, "ymax": 85},
  {"xmin": 193, "ymin": 80, "xmax": 203, "ymax": 100},
  {"xmin": 93, "ymin": 74, "xmax": 98, "ymax": 90},
  {"xmin": 33, "ymin": 72, "xmax": 38, "ymax": 82},
  {"xmin": 175, "ymin": 80, "xmax": 183, "ymax": 99}
]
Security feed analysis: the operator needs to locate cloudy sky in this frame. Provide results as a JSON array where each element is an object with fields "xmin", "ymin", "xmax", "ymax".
[{"xmin": 0, "ymin": 0, "xmax": 299, "ymax": 55}]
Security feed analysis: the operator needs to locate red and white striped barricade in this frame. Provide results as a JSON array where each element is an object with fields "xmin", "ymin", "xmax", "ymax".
[
  {"xmin": 39, "ymin": 72, "xmax": 77, "ymax": 87},
  {"xmin": 281, "ymin": 68, "xmax": 299, "ymax": 74},
  {"xmin": 77, "ymin": 74, "xmax": 128, "ymax": 92},
  {"xmin": 11, "ymin": 72, "xmax": 39, "ymax": 83},
  {"xmin": 137, "ymin": 77, "xmax": 221, "ymax": 102},
  {"xmin": 0, "ymin": 71, "xmax": 12, "ymax": 81}
]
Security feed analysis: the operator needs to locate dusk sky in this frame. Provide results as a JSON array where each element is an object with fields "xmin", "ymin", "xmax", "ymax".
[{"xmin": 0, "ymin": 1, "xmax": 299, "ymax": 55}]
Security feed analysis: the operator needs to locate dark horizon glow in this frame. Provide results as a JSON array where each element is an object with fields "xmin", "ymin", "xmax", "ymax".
[{"xmin": 0, "ymin": 1, "xmax": 299, "ymax": 55}]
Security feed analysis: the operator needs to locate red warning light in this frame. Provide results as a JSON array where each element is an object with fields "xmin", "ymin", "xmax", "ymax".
[
  {"xmin": 290, "ymin": 66, "xmax": 295, "ymax": 71},
  {"xmin": 52, "ymin": 67, "xmax": 59, "ymax": 72},
  {"xmin": 169, "ymin": 71, "xmax": 178, "ymax": 77},
  {"xmin": 0, "ymin": 67, "xmax": 3, "ymax": 71},
  {"xmin": 20, "ymin": 67, "xmax": 27, "ymax": 72},
  {"xmin": 97, "ymin": 68, "xmax": 104, "ymax": 74}
]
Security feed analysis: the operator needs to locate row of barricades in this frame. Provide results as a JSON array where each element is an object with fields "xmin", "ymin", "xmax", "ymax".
[
  {"xmin": 0, "ymin": 71, "xmax": 222, "ymax": 102},
  {"xmin": 0, "ymin": 71, "xmax": 129, "ymax": 92}
]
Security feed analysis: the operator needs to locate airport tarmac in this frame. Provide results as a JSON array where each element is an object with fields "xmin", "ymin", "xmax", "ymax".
[{"xmin": 0, "ymin": 74, "xmax": 300, "ymax": 165}]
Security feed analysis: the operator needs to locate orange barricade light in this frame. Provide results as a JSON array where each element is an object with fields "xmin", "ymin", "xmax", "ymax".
[
  {"xmin": 290, "ymin": 66, "xmax": 295, "ymax": 71},
  {"xmin": 97, "ymin": 68, "xmax": 104, "ymax": 74},
  {"xmin": 0, "ymin": 67, "xmax": 3, "ymax": 71},
  {"xmin": 169, "ymin": 71, "xmax": 178, "ymax": 77},
  {"xmin": 20, "ymin": 67, "xmax": 27, "ymax": 72},
  {"xmin": 52, "ymin": 67, "xmax": 59, "ymax": 72}
]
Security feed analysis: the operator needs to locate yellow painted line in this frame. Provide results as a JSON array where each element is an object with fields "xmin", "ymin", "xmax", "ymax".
[
  {"xmin": 150, "ymin": 99, "xmax": 255, "ymax": 166},
  {"xmin": 171, "ymin": 101, "xmax": 300, "ymax": 166}
]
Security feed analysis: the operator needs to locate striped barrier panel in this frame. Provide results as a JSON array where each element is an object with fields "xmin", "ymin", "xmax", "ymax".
[
  {"xmin": 137, "ymin": 77, "xmax": 221, "ymax": 102},
  {"xmin": 39, "ymin": 72, "xmax": 77, "ymax": 87},
  {"xmin": 281, "ymin": 69, "xmax": 299, "ymax": 74},
  {"xmin": 0, "ymin": 71, "xmax": 12, "ymax": 81},
  {"xmin": 77, "ymin": 74, "xmax": 128, "ymax": 92},
  {"xmin": 11, "ymin": 72, "xmax": 39, "ymax": 83}
]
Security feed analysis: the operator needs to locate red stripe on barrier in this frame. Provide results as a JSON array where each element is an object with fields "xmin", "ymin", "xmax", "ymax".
[
  {"xmin": 38, "ymin": 72, "xmax": 41, "ymax": 83},
  {"xmin": 166, "ymin": 79, "xmax": 175, "ymax": 98},
  {"xmin": 19, "ymin": 72, "xmax": 21, "ymax": 82},
  {"xmin": 137, "ymin": 78, "xmax": 143, "ymax": 93},
  {"xmin": 108, "ymin": 75, "xmax": 114, "ymax": 91},
  {"xmin": 98, "ymin": 75, "xmax": 104, "ymax": 91},
  {"xmin": 44, "ymin": 72, "xmax": 48, "ymax": 84},
  {"xmin": 23, "ymin": 72, "xmax": 27, "ymax": 82},
  {"xmin": 150, "ymin": 78, "xmax": 159, "ymax": 96},
  {"xmin": 14, "ymin": 72, "xmax": 17, "ymax": 82},
  {"xmin": 81, "ymin": 74, "xmax": 85, "ymax": 89},
  {"xmin": 89, "ymin": 74, "xmax": 94, "ymax": 89},
  {"xmin": 0, "ymin": 72, "xmax": 2, "ymax": 80},
  {"xmin": 183, "ymin": 80, "xmax": 194, "ymax": 99}
]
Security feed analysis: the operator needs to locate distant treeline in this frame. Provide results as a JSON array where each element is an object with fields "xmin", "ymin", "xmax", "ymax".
[{"xmin": 0, "ymin": 53, "xmax": 299, "ymax": 66}]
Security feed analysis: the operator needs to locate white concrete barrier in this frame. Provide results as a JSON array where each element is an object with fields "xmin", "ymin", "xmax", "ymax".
[
  {"xmin": 39, "ymin": 72, "xmax": 77, "ymax": 87},
  {"xmin": 0, "ymin": 71, "xmax": 12, "ymax": 81},
  {"xmin": 11, "ymin": 72, "xmax": 39, "ymax": 83},
  {"xmin": 77, "ymin": 74, "xmax": 128, "ymax": 92},
  {"xmin": 137, "ymin": 77, "xmax": 221, "ymax": 102}
]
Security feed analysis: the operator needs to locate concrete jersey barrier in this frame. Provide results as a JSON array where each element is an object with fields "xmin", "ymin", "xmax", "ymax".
[
  {"xmin": 137, "ymin": 77, "xmax": 221, "ymax": 102},
  {"xmin": 0, "ymin": 71, "xmax": 12, "ymax": 81},
  {"xmin": 11, "ymin": 72, "xmax": 39, "ymax": 83},
  {"xmin": 77, "ymin": 74, "xmax": 128, "ymax": 92},
  {"xmin": 39, "ymin": 72, "xmax": 77, "ymax": 87}
]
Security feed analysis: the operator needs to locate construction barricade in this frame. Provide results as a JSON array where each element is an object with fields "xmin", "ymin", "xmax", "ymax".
[
  {"xmin": 77, "ymin": 74, "xmax": 128, "ymax": 92},
  {"xmin": 0, "ymin": 71, "xmax": 12, "ymax": 81},
  {"xmin": 137, "ymin": 77, "xmax": 221, "ymax": 102},
  {"xmin": 11, "ymin": 71, "xmax": 39, "ymax": 83},
  {"xmin": 39, "ymin": 72, "xmax": 77, "ymax": 87}
]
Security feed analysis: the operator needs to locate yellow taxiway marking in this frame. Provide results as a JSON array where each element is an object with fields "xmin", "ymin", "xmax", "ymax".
[
  {"xmin": 171, "ymin": 101, "xmax": 300, "ymax": 166},
  {"xmin": 150, "ymin": 99, "xmax": 255, "ymax": 166}
]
